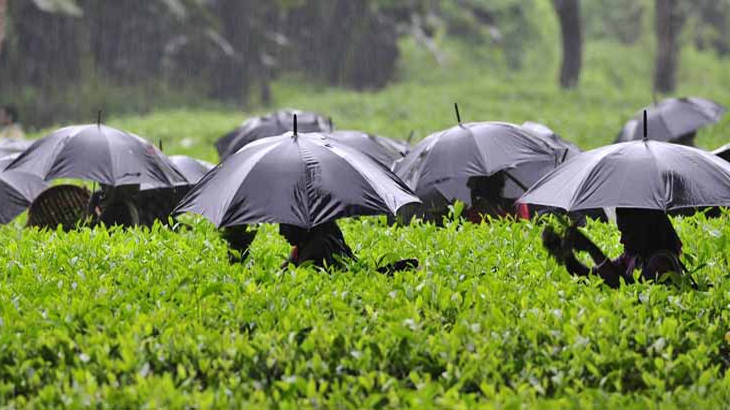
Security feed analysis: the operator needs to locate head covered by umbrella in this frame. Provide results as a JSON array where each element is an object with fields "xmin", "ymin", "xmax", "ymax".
[
  {"xmin": 615, "ymin": 97, "xmax": 725, "ymax": 145},
  {"xmin": 522, "ymin": 112, "xmax": 730, "ymax": 212},
  {"xmin": 5, "ymin": 122, "xmax": 187, "ymax": 188},
  {"xmin": 216, "ymin": 109, "xmax": 331, "ymax": 161},
  {"xmin": 395, "ymin": 108, "xmax": 579, "ymax": 208},
  {"xmin": 177, "ymin": 121, "xmax": 420, "ymax": 229}
]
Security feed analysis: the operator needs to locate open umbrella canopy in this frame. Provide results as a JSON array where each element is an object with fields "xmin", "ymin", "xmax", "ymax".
[
  {"xmin": 520, "ymin": 140, "xmax": 730, "ymax": 212},
  {"xmin": 176, "ymin": 131, "xmax": 420, "ymax": 229},
  {"xmin": 712, "ymin": 143, "xmax": 730, "ymax": 162},
  {"xmin": 0, "ymin": 155, "xmax": 48, "ymax": 224},
  {"xmin": 0, "ymin": 138, "xmax": 33, "ymax": 158},
  {"xmin": 521, "ymin": 121, "xmax": 580, "ymax": 153},
  {"xmin": 328, "ymin": 130, "xmax": 407, "ymax": 168},
  {"xmin": 216, "ymin": 109, "xmax": 330, "ymax": 160},
  {"xmin": 615, "ymin": 97, "xmax": 726, "ymax": 144},
  {"xmin": 169, "ymin": 155, "xmax": 215, "ymax": 185},
  {"xmin": 394, "ymin": 121, "xmax": 578, "ymax": 205},
  {"xmin": 4, "ymin": 124, "xmax": 187, "ymax": 188}
]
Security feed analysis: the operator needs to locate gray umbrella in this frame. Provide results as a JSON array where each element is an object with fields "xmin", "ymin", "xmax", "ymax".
[
  {"xmin": 712, "ymin": 143, "xmax": 730, "ymax": 162},
  {"xmin": 176, "ymin": 131, "xmax": 420, "ymax": 229},
  {"xmin": 328, "ymin": 130, "xmax": 407, "ymax": 168},
  {"xmin": 0, "ymin": 138, "xmax": 33, "ymax": 158},
  {"xmin": 520, "ymin": 140, "xmax": 730, "ymax": 211},
  {"xmin": 5, "ymin": 124, "xmax": 187, "ymax": 188},
  {"xmin": 168, "ymin": 155, "xmax": 215, "ymax": 185},
  {"xmin": 394, "ymin": 121, "xmax": 579, "ymax": 206},
  {"xmin": 616, "ymin": 97, "xmax": 725, "ymax": 144},
  {"xmin": 0, "ymin": 155, "xmax": 48, "ymax": 224},
  {"xmin": 216, "ymin": 109, "xmax": 330, "ymax": 160}
]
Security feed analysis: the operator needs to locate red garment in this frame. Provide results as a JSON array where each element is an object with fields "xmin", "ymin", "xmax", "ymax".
[{"xmin": 516, "ymin": 203, "xmax": 530, "ymax": 220}]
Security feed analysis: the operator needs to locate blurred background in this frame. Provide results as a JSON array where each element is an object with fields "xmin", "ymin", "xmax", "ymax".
[{"xmin": 0, "ymin": 0, "xmax": 729, "ymax": 156}]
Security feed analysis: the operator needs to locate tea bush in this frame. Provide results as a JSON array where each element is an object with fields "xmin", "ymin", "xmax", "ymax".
[
  {"xmin": 1, "ymin": 213, "xmax": 730, "ymax": 408},
  {"xmin": 8, "ymin": 40, "xmax": 730, "ymax": 408}
]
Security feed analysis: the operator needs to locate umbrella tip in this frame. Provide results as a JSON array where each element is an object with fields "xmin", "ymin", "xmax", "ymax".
[
  {"xmin": 293, "ymin": 114, "xmax": 298, "ymax": 137},
  {"xmin": 454, "ymin": 103, "xmax": 461, "ymax": 124},
  {"xmin": 97, "ymin": 108, "xmax": 103, "ymax": 127},
  {"xmin": 643, "ymin": 109, "xmax": 648, "ymax": 142}
]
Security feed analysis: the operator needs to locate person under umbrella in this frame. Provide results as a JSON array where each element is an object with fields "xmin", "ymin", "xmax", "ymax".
[
  {"xmin": 5, "ymin": 121, "xmax": 186, "ymax": 227},
  {"xmin": 176, "ymin": 118, "xmax": 420, "ymax": 270},
  {"xmin": 522, "ymin": 112, "xmax": 730, "ymax": 286},
  {"xmin": 215, "ymin": 109, "xmax": 330, "ymax": 161},
  {"xmin": 135, "ymin": 154, "xmax": 216, "ymax": 228},
  {"xmin": 615, "ymin": 97, "xmax": 725, "ymax": 146},
  {"xmin": 395, "ymin": 106, "xmax": 578, "ymax": 225},
  {"xmin": 0, "ymin": 154, "xmax": 47, "ymax": 224},
  {"xmin": 542, "ymin": 209, "xmax": 684, "ymax": 288},
  {"xmin": 465, "ymin": 172, "xmax": 530, "ymax": 222},
  {"xmin": 279, "ymin": 222, "xmax": 355, "ymax": 269}
]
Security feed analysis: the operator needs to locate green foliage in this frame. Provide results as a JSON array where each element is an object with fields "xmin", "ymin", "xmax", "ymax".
[
  {"xmin": 2, "ymin": 214, "xmax": 730, "ymax": 407},
  {"xmin": 10, "ymin": 29, "xmax": 730, "ymax": 408},
  {"xmin": 583, "ymin": 0, "xmax": 647, "ymax": 44}
]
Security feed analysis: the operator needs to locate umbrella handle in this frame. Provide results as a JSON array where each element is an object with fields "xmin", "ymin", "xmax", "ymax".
[{"xmin": 504, "ymin": 171, "xmax": 528, "ymax": 192}]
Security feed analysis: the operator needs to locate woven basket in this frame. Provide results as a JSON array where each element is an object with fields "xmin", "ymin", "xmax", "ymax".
[{"xmin": 26, "ymin": 185, "xmax": 91, "ymax": 231}]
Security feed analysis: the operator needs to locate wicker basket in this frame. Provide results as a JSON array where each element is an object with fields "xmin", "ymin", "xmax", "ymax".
[{"xmin": 26, "ymin": 185, "xmax": 91, "ymax": 231}]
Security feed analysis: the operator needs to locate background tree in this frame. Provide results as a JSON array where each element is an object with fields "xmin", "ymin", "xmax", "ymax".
[
  {"xmin": 0, "ymin": 0, "xmax": 6, "ymax": 62},
  {"xmin": 552, "ymin": 0, "xmax": 582, "ymax": 88},
  {"xmin": 654, "ymin": 0, "xmax": 685, "ymax": 93}
]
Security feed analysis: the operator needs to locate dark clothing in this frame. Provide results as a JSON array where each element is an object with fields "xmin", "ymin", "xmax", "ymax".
[
  {"xmin": 89, "ymin": 185, "xmax": 141, "ymax": 228},
  {"xmin": 547, "ymin": 208, "xmax": 685, "ymax": 288},
  {"xmin": 98, "ymin": 200, "xmax": 139, "ymax": 227},
  {"xmin": 590, "ymin": 251, "xmax": 683, "ymax": 288},
  {"xmin": 221, "ymin": 225, "xmax": 257, "ymax": 263},
  {"xmin": 280, "ymin": 222, "xmax": 355, "ymax": 269},
  {"xmin": 465, "ymin": 173, "xmax": 529, "ymax": 222}
]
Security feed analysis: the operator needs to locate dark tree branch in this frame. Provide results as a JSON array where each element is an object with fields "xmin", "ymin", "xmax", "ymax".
[{"xmin": 553, "ymin": 0, "xmax": 583, "ymax": 88}]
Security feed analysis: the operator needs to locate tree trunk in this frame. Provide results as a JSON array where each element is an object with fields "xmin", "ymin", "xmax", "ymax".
[
  {"xmin": 654, "ymin": 0, "xmax": 684, "ymax": 93},
  {"xmin": 553, "ymin": 0, "xmax": 582, "ymax": 88},
  {"xmin": 0, "ymin": 0, "xmax": 7, "ymax": 62}
]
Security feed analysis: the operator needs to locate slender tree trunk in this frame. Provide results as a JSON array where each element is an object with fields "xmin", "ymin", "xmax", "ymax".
[
  {"xmin": 0, "ymin": 0, "xmax": 7, "ymax": 62},
  {"xmin": 654, "ymin": 0, "xmax": 683, "ymax": 93},
  {"xmin": 553, "ymin": 0, "xmax": 582, "ymax": 88}
]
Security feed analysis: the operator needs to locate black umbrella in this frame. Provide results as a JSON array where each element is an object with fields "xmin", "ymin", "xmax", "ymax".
[
  {"xmin": 328, "ymin": 130, "xmax": 407, "ymax": 168},
  {"xmin": 520, "ymin": 139, "xmax": 730, "ymax": 211},
  {"xmin": 176, "ymin": 130, "xmax": 420, "ymax": 229},
  {"xmin": 521, "ymin": 121, "xmax": 581, "ymax": 153},
  {"xmin": 168, "ymin": 155, "xmax": 215, "ymax": 185},
  {"xmin": 394, "ymin": 121, "xmax": 579, "ymax": 206},
  {"xmin": 615, "ymin": 97, "xmax": 726, "ymax": 144},
  {"xmin": 712, "ymin": 143, "xmax": 730, "ymax": 162},
  {"xmin": 5, "ymin": 124, "xmax": 187, "ymax": 188},
  {"xmin": 0, "ymin": 155, "xmax": 48, "ymax": 224},
  {"xmin": 216, "ymin": 109, "xmax": 330, "ymax": 160},
  {"xmin": 0, "ymin": 138, "xmax": 32, "ymax": 158}
]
